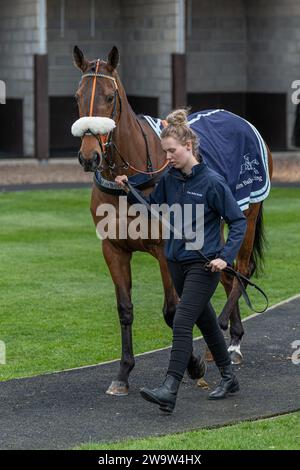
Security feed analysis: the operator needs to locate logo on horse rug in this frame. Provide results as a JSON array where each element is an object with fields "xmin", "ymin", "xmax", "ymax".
[{"xmin": 143, "ymin": 109, "xmax": 271, "ymax": 211}]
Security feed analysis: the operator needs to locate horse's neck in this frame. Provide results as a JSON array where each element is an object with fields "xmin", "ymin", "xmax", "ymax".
[{"xmin": 112, "ymin": 100, "xmax": 164, "ymax": 175}]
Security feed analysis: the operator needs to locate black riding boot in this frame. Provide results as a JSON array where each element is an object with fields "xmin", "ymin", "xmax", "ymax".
[
  {"xmin": 209, "ymin": 364, "xmax": 239, "ymax": 400},
  {"xmin": 140, "ymin": 375, "xmax": 181, "ymax": 413}
]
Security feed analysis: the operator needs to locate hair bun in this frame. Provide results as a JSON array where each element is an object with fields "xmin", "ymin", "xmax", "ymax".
[{"xmin": 166, "ymin": 109, "xmax": 188, "ymax": 127}]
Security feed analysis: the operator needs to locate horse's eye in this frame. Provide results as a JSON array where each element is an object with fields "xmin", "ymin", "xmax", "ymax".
[{"xmin": 106, "ymin": 95, "xmax": 114, "ymax": 104}]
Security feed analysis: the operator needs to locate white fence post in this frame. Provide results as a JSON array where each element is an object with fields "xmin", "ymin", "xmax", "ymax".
[
  {"xmin": 0, "ymin": 80, "xmax": 6, "ymax": 104},
  {"xmin": 0, "ymin": 341, "xmax": 6, "ymax": 365}
]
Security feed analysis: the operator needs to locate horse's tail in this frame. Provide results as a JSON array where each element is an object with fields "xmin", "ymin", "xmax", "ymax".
[{"xmin": 250, "ymin": 202, "xmax": 268, "ymax": 277}]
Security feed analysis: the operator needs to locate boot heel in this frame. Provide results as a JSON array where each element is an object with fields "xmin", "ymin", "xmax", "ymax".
[
  {"xmin": 140, "ymin": 375, "xmax": 180, "ymax": 413},
  {"xmin": 229, "ymin": 382, "xmax": 240, "ymax": 394},
  {"xmin": 159, "ymin": 403, "xmax": 175, "ymax": 413},
  {"xmin": 208, "ymin": 365, "xmax": 240, "ymax": 400}
]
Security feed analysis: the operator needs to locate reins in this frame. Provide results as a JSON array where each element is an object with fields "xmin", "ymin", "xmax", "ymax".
[
  {"xmin": 81, "ymin": 60, "xmax": 168, "ymax": 176},
  {"xmin": 124, "ymin": 180, "xmax": 269, "ymax": 314}
]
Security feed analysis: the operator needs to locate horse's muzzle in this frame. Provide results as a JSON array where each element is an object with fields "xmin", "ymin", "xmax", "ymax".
[{"xmin": 78, "ymin": 151, "xmax": 101, "ymax": 172}]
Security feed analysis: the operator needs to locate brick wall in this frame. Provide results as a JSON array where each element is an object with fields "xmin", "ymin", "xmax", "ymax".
[
  {"xmin": 0, "ymin": 0, "xmax": 43, "ymax": 156},
  {"xmin": 186, "ymin": 0, "xmax": 247, "ymax": 93},
  {"xmin": 0, "ymin": 0, "xmax": 184, "ymax": 156},
  {"xmin": 246, "ymin": 0, "xmax": 300, "ymax": 146},
  {"xmin": 47, "ymin": 0, "xmax": 122, "ymax": 96},
  {"xmin": 121, "ymin": 0, "xmax": 182, "ymax": 117},
  {"xmin": 2, "ymin": 0, "xmax": 298, "ymax": 155},
  {"xmin": 186, "ymin": 0, "xmax": 300, "ymax": 147},
  {"xmin": 48, "ymin": 0, "xmax": 184, "ymax": 119}
]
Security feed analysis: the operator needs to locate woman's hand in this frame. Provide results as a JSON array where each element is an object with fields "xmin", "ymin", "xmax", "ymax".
[
  {"xmin": 115, "ymin": 175, "xmax": 129, "ymax": 188},
  {"xmin": 207, "ymin": 258, "xmax": 227, "ymax": 272}
]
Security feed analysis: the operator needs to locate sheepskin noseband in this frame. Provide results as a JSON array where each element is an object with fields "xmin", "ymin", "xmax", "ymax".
[{"xmin": 71, "ymin": 116, "xmax": 116, "ymax": 137}]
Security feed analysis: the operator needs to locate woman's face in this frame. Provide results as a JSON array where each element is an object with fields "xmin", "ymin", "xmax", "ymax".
[{"xmin": 161, "ymin": 136, "xmax": 192, "ymax": 170}]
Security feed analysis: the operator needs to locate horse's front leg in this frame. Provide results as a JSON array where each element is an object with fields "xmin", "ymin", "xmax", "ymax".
[
  {"xmin": 154, "ymin": 246, "xmax": 178, "ymax": 328},
  {"xmin": 102, "ymin": 240, "xmax": 135, "ymax": 396}
]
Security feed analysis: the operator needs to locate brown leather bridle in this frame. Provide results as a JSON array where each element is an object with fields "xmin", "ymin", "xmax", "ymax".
[
  {"xmin": 80, "ymin": 59, "xmax": 168, "ymax": 175},
  {"xmin": 80, "ymin": 59, "xmax": 121, "ymax": 157}
]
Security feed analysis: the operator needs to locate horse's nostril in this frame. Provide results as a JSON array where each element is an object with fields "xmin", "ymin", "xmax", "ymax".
[
  {"xmin": 78, "ymin": 151, "xmax": 100, "ymax": 172},
  {"xmin": 78, "ymin": 151, "xmax": 84, "ymax": 166},
  {"xmin": 93, "ymin": 152, "xmax": 101, "ymax": 166}
]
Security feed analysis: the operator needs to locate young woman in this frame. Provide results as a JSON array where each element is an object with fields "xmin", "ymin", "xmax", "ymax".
[{"xmin": 115, "ymin": 109, "xmax": 247, "ymax": 413}]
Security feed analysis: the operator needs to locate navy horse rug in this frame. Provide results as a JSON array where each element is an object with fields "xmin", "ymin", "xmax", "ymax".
[{"xmin": 143, "ymin": 109, "xmax": 271, "ymax": 211}]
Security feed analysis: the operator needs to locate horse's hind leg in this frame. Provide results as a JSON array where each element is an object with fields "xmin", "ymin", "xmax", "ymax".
[
  {"xmin": 227, "ymin": 298, "xmax": 244, "ymax": 364},
  {"xmin": 227, "ymin": 256, "xmax": 257, "ymax": 364},
  {"xmin": 218, "ymin": 203, "xmax": 261, "ymax": 363},
  {"xmin": 102, "ymin": 240, "xmax": 135, "ymax": 396},
  {"xmin": 203, "ymin": 266, "xmax": 247, "ymax": 364},
  {"xmin": 155, "ymin": 246, "xmax": 206, "ymax": 380},
  {"xmin": 215, "ymin": 270, "xmax": 245, "ymax": 364}
]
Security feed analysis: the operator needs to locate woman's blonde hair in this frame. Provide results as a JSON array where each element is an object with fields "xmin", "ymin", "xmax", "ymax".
[{"xmin": 161, "ymin": 109, "xmax": 200, "ymax": 157}]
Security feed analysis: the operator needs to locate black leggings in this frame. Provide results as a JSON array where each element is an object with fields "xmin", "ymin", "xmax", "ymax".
[{"xmin": 167, "ymin": 260, "xmax": 231, "ymax": 381}]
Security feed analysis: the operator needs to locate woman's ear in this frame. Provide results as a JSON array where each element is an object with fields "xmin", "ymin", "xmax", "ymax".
[{"xmin": 186, "ymin": 140, "xmax": 192, "ymax": 151}]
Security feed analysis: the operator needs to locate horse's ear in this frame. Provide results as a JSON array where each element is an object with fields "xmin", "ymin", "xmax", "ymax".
[
  {"xmin": 73, "ymin": 45, "xmax": 88, "ymax": 72},
  {"xmin": 107, "ymin": 46, "xmax": 119, "ymax": 71}
]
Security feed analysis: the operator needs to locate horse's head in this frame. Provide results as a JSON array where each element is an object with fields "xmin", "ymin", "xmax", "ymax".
[{"xmin": 72, "ymin": 46, "xmax": 120, "ymax": 172}]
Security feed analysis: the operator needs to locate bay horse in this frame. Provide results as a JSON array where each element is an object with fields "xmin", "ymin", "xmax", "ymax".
[{"xmin": 72, "ymin": 45, "xmax": 273, "ymax": 396}]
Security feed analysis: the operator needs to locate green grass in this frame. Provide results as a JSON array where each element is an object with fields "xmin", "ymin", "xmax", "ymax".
[
  {"xmin": 77, "ymin": 412, "xmax": 300, "ymax": 450},
  {"xmin": 0, "ymin": 187, "xmax": 299, "ymax": 381}
]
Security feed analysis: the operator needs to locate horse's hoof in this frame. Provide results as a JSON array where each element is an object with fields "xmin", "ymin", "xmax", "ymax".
[
  {"xmin": 204, "ymin": 348, "xmax": 214, "ymax": 362},
  {"xmin": 229, "ymin": 350, "xmax": 243, "ymax": 365},
  {"xmin": 106, "ymin": 381, "xmax": 129, "ymax": 396},
  {"xmin": 187, "ymin": 355, "xmax": 207, "ymax": 380}
]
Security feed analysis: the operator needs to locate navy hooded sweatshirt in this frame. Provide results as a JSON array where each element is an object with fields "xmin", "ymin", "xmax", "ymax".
[{"xmin": 127, "ymin": 161, "xmax": 247, "ymax": 266}]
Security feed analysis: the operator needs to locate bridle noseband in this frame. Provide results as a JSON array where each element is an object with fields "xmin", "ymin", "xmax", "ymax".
[
  {"xmin": 80, "ymin": 59, "xmax": 121, "ymax": 167},
  {"xmin": 79, "ymin": 59, "xmax": 168, "ymax": 176}
]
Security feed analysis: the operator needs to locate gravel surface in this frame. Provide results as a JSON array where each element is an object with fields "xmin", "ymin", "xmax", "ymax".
[
  {"xmin": 0, "ymin": 296, "xmax": 299, "ymax": 449},
  {"xmin": 0, "ymin": 159, "xmax": 92, "ymax": 186},
  {"xmin": 0, "ymin": 157, "xmax": 299, "ymax": 185},
  {"xmin": 271, "ymin": 158, "xmax": 300, "ymax": 182}
]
